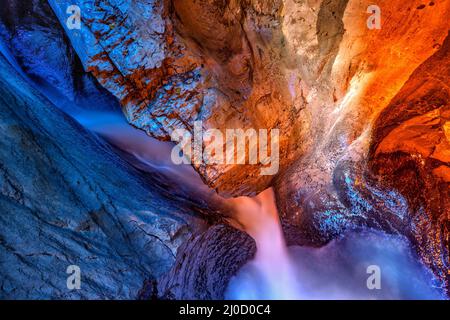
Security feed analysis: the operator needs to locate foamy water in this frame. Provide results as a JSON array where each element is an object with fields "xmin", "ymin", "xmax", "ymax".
[
  {"xmin": 226, "ymin": 189, "xmax": 302, "ymax": 299},
  {"xmin": 68, "ymin": 112, "xmax": 448, "ymax": 301},
  {"xmin": 226, "ymin": 192, "xmax": 444, "ymax": 300},
  {"xmin": 3, "ymin": 27, "xmax": 443, "ymax": 301}
]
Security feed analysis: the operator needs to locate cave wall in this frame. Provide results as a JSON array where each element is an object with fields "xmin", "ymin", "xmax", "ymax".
[
  {"xmin": 276, "ymin": 30, "xmax": 450, "ymax": 293},
  {"xmin": 46, "ymin": 0, "xmax": 450, "ymax": 199},
  {"xmin": 46, "ymin": 0, "xmax": 356, "ymax": 196},
  {"xmin": 0, "ymin": 0, "xmax": 119, "ymax": 115},
  {"xmin": 144, "ymin": 224, "xmax": 256, "ymax": 300}
]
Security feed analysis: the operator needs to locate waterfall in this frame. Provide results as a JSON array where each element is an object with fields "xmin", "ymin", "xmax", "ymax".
[
  {"xmin": 225, "ymin": 189, "xmax": 445, "ymax": 300},
  {"xmin": 226, "ymin": 189, "xmax": 302, "ymax": 299}
]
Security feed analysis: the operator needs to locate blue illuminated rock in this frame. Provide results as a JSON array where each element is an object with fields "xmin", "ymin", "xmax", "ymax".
[{"xmin": 0, "ymin": 50, "xmax": 203, "ymax": 299}]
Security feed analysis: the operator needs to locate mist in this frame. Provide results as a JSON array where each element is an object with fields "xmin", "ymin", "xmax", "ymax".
[{"xmin": 226, "ymin": 228, "xmax": 445, "ymax": 300}]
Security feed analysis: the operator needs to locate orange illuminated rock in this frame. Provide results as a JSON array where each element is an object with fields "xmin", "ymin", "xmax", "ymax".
[
  {"xmin": 57, "ymin": 0, "xmax": 450, "ymax": 198},
  {"xmin": 52, "ymin": 0, "xmax": 450, "ymax": 292},
  {"xmin": 369, "ymin": 32, "xmax": 450, "ymax": 292}
]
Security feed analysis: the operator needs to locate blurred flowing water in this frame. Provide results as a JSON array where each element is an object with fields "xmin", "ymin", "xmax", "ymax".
[
  {"xmin": 228, "ymin": 190, "xmax": 303, "ymax": 299},
  {"xmin": 1, "ymin": 36, "xmax": 444, "ymax": 300},
  {"xmin": 226, "ymin": 220, "xmax": 445, "ymax": 300},
  {"xmin": 54, "ymin": 111, "xmax": 449, "ymax": 301}
]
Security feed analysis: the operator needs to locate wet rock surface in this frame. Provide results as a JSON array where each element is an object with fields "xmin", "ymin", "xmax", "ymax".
[
  {"xmin": 47, "ymin": 0, "xmax": 450, "ymax": 199},
  {"xmin": 368, "ymin": 32, "xmax": 450, "ymax": 292},
  {"xmin": 0, "ymin": 52, "xmax": 206, "ymax": 299},
  {"xmin": 141, "ymin": 224, "xmax": 255, "ymax": 300},
  {"xmin": 47, "ymin": 0, "xmax": 358, "ymax": 196},
  {"xmin": 0, "ymin": 0, "xmax": 118, "ymax": 115},
  {"xmin": 0, "ymin": 0, "xmax": 449, "ymax": 300},
  {"xmin": 276, "ymin": 32, "xmax": 450, "ymax": 294}
]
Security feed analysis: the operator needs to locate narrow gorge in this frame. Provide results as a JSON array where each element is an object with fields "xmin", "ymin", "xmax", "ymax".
[{"xmin": 0, "ymin": 0, "xmax": 448, "ymax": 300}]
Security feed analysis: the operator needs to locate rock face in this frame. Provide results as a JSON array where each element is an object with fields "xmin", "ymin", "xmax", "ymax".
[
  {"xmin": 0, "ymin": 0, "xmax": 119, "ymax": 115},
  {"xmin": 369, "ymin": 32, "xmax": 450, "ymax": 291},
  {"xmin": 47, "ymin": 0, "xmax": 450, "ymax": 199},
  {"xmin": 147, "ymin": 224, "xmax": 256, "ymax": 300},
  {"xmin": 276, "ymin": 32, "xmax": 450, "ymax": 293},
  {"xmin": 1, "ymin": 0, "xmax": 450, "ymax": 299},
  {"xmin": 0, "ymin": 51, "xmax": 206, "ymax": 299},
  {"xmin": 47, "ymin": 0, "xmax": 363, "ymax": 196}
]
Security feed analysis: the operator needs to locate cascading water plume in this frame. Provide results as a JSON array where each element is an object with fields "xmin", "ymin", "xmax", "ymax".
[
  {"xmin": 225, "ymin": 190, "xmax": 445, "ymax": 300},
  {"xmin": 226, "ymin": 189, "xmax": 302, "ymax": 300}
]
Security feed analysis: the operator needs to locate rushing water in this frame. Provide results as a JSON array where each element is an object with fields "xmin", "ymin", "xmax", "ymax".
[
  {"xmin": 227, "ymin": 190, "xmax": 303, "ymax": 299},
  {"xmin": 74, "ymin": 111, "xmax": 220, "ymax": 197},
  {"xmin": 226, "ymin": 194, "xmax": 444, "ymax": 300},
  {"xmin": 76, "ymin": 112, "xmax": 445, "ymax": 301},
  {"xmin": 1, "ymin": 29, "xmax": 445, "ymax": 301}
]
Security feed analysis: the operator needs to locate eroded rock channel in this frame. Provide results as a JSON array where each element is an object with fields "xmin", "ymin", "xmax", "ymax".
[{"xmin": 0, "ymin": 0, "xmax": 448, "ymax": 299}]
